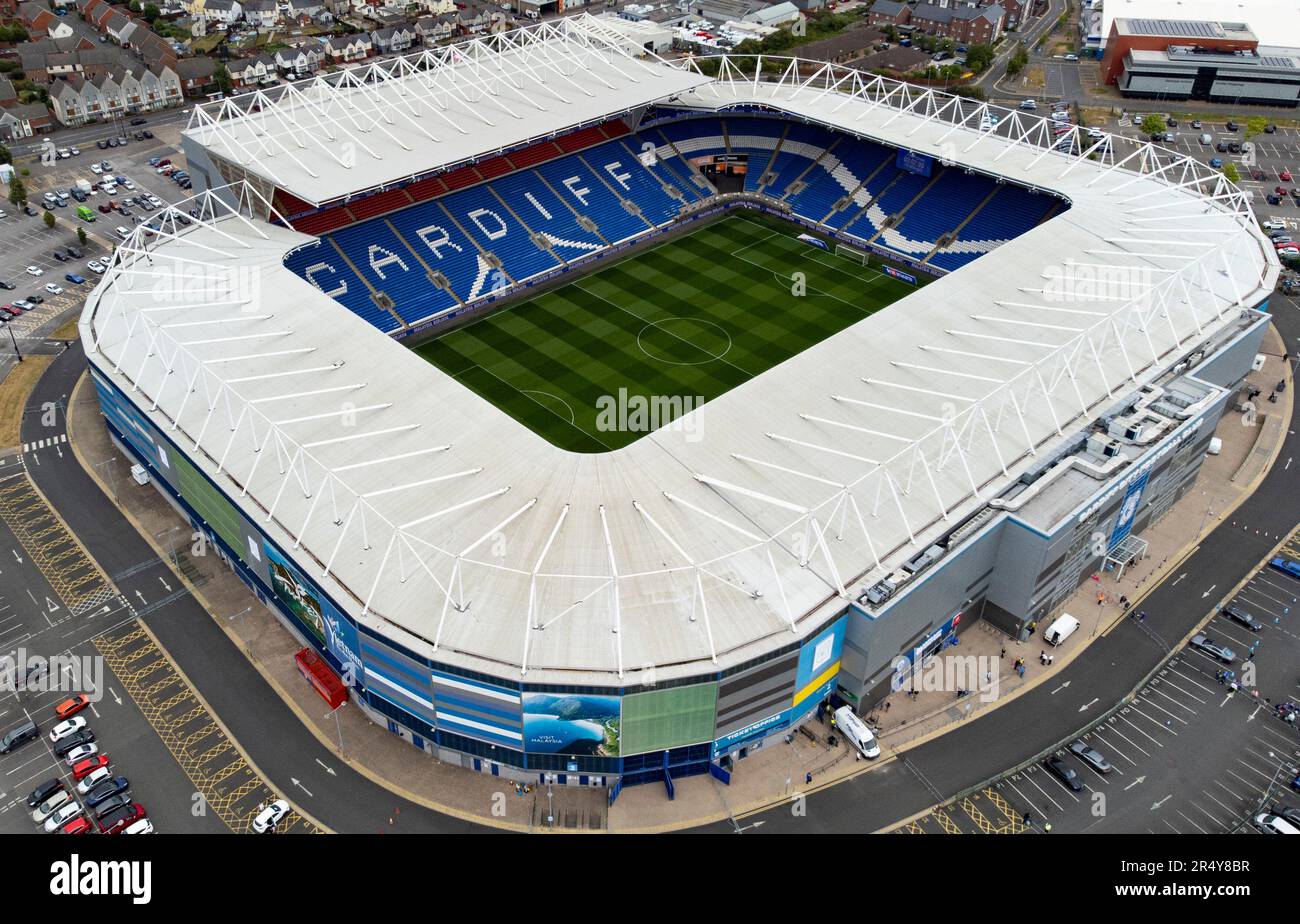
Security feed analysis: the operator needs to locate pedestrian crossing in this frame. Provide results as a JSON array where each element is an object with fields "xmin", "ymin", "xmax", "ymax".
[{"xmin": 23, "ymin": 433, "xmax": 67, "ymax": 453}]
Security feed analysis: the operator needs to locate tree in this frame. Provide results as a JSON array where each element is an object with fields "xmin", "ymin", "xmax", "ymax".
[
  {"xmin": 1222, "ymin": 162, "xmax": 1240, "ymax": 184},
  {"xmin": 0, "ymin": 142, "xmax": 10, "ymax": 166},
  {"xmin": 214, "ymin": 63, "xmax": 232, "ymax": 94},
  {"xmin": 43, "ymin": 210, "xmax": 56, "ymax": 229},
  {"xmin": 77, "ymin": 227, "xmax": 88, "ymax": 246},
  {"xmin": 1006, "ymin": 43, "xmax": 1029, "ymax": 76},
  {"xmin": 1140, "ymin": 114, "xmax": 1165, "ymax": 136},
  {"xmin": 1244, "ymin": 116, "xmax": 1268, "ymax": 139},
  {"xmin": 964, "ymin": 43, "xmax": 995, "ymax": 73},
  {"xmin": 7, "ymin": 175, "xmax": 26, "ymax": 207},
  {"xmin": 144, "ymin": 3, "xmax": 160, "ymax": 20}
]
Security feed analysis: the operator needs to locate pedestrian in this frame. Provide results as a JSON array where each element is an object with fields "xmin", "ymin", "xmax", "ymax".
[
  {"xmin": 1138, "ymin": 610, "xmax": 1147, "ymax": 622},
  {"xmin": 805, "ymin": 771, "xmax": 813, "ymax": 786},
  {"xmin": 1016, "ymin": 663, "xmax": 1025, "ymax": 679},
  {"xmin": 884, "ymin": 700, "xmax": 891, "ymax": 712},
  {"xmin": 1027, "ymin": 622, "xmax": 1037, "ymax": 635},
  {"xmin": 1000, "ymin": 647, "xmax": 1006, "ymax": 659}
]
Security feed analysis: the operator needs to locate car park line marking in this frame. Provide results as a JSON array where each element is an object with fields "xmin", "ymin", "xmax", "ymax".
[
  {"xmin": 1150, "ymin": 673, "xmax": 1210, "ymax": 704},
  {"xmin": 1114, "ymin": 710, "xmax": 1167, "ymax": 746},
  {"xmin": 1176, "ymin": 809, "xmax": 1208, "ymax": 832},
  {"xmin": 1028, "ymin": 770, "xmax": 1075, "ymax": 807},
  {"xmin": 1252, "ymin": 727, "xmax": 1297, "ymax": 750},
  {"xmin": 1135, "ymin": 696, "xmax": 1192, "ymax": 725},
  {"xmin": 1142, "ymin": 685, "xmax": 1199, "ymax": 715},
  {"xmin": 1233, "ymin": 758, "xmax": 1280, "ymax": 786},
  {"xmin": 1190, "ymin": 799, "xmax": 1232, "ymax": 830},
  {"xmin": 1223, "ymin": 769, "xmax": 1259, "ymax": 794},
  {"xmin": 1159, "ymin": 818, "xmax": 1182, "ymax": 833}
]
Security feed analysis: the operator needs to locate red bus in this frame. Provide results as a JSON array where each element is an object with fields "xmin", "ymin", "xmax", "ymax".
[{"xmin": 294, "ymin": 648, "xmax": 347, "ymax": 709}]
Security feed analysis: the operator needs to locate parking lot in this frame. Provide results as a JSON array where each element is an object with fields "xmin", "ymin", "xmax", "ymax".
[
  {"xmin": 1107, "ymin": 114, "xmax": 1300, "ymax": 222},
  {"xmin": 896, "ymin": 532, "xmax": 1300, "ymax": 835},
  {"xmin": 0, "ymin": 465, "xmax": 312, "ymax": 834}
]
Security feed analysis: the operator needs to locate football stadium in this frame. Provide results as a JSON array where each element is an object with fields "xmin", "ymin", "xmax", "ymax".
[{"xmin": 80, "ymin": 15, "xmax": 1279, "ymax": 788}]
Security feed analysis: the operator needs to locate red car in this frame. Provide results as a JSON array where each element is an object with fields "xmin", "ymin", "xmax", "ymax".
[
  {"xmin": 1282, "ymin": 170, "xmax": 1294, "ymax": 182},
  {"xmin": 57, "ymin": 816, "xmax": 93, "ymax": 835},
  {"xmin": 1276, "ymin": 186, "xmax": 1289, "ymax": 196},
  {"xmin": 70, "ymin": 754, "xmax": 110, "ymax": 781},
  {"xmin": 2, "ymin": 305, "xmax": 21, "ymax": 317},
  {"xmin": 101, "ymin": 802, "xmax": 146, "ymax": 834},
  {"xmin": 54, "ymin": 694, "xmax": 91, "ymax": 721}
]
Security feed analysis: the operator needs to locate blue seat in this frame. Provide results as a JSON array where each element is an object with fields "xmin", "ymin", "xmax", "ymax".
[
  {"xmin": 490, "ymin": 169, "xmax": 607, "ymax": 260},
  {"xmin": 284, "ymin": 239, "xmax": 400, "ymax": 332},
  {"xmin": 536, "ymin": 151, "xmax": 650, "ymax": 243},
  {"xmin": 439, "ymin": 182, "xmax": 559, "ymax": 284}
]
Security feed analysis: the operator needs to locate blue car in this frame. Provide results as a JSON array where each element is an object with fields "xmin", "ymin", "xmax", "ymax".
[
  {"xmin": 1209, "ymin": 158, "xmax": 1223, "ymax": 168},
  {"xmin": 64, "ymin": 273, "xmax": 85, "ymax": 285},
  {"xmin": 84, "ymin": 775, "xmax": 129, "ymax": 809},
  {"xmin": 1270, "ymin": 557, "xmax": 1300, "ymax": 580}
]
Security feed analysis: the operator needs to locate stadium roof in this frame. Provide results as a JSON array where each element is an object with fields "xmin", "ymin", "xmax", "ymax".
[
  {"xmin": 89, "ymin": 55, "xmax": 1277, "ymax": 688},
  {"xmin": 183, "ymin": 16, "xmax": 712, "ymax": 207}
]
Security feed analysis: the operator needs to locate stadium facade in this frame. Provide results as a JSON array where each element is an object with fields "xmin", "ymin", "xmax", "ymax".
[{"xmin": 81, "ymin": 17, "xmax": 1277, "ymax": 788}]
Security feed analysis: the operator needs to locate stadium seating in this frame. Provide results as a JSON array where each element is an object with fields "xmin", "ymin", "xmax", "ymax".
[{"xmin": 285, "ymin": 114, "xmax": 1067, "ymax": 332}]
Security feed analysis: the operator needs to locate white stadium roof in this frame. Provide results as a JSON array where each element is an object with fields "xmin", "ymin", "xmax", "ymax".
[
  {"xmin": 90, "ymin": 32, "xmax": 1278, "ymax": 688},
  {"xmin": 183, "ymin": 17, "xmax": 712, "ymax": 206}
]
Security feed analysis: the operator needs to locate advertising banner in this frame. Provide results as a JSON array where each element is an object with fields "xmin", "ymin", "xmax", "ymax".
[
  {"xmin": 264, "ymin": 542, "xmax": 364, "ymax": 686},
  {"xmin": 522, "ymin": 693, "xmax": 620, "ymax": 756},
  {"xmin": 1107, "ymin": 471, "xmax": 1149, "ymax": 551},
  {"xmin": 895, "ymin": 148, "xmax": 934, "ymax": 177}
]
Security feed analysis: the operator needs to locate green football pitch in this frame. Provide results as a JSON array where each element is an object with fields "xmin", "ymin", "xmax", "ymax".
[{"xmin": 413, "ymin": 214, "xmax": 917, "ymax": 452}]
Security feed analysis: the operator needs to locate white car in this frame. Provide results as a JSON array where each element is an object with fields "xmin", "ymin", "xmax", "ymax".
[
  {"xmin": 70, "ymin": 146, "xmax": 81, "ymax": 156},
  {"xmin": 147, "ymin": 196, "xmax": 163, "ymax": 208},
  {"xmin": 87, "ymin": 260, "xmax": 105, "ymax": 274},
  {"xmin": 44, "ymin": 283, "xmax": 64, "ymax": 296},
  {"xmin": 90, "ymin": 163, "xmax": 103, "ymax": 174},
  {"xmin": 1263, "ymin": 219, "xmax": 1287, "ymax": 230},
  {"xmin": 25, "ymin": 265, "xmax": 43, "ymax": 276},
  {"xmin": 102, "ymin": 184, "xmax": 118, "ymax": 195},
  {"xmin": 49, "ymin": 716, "xmax": 87, "ymax": 743},
  {"xmin": 115, "ymin": 226, "xmax": 132, "ymax": 240},
  {"xmin": 124, "ymin": 180, "xmax": 136, "ymax": 190},
  {"xmin": 43, "ymin": 802, "xmax": 84, "ymax": 833},
  {"xmin": 122, "ymin": 818, "xmax": 154, "ymax": 834},
  {"xmin": 76, "ymin": 766, "xmax": 113, "ymax": 795},
  {"xmin": 251, "ymin": 799, "xmax": 291, "ymax": 833},
  {"xmin": 63, "ymin": 743, "xmax": 98, "ymax": 765},
  {"xmin": 31, "ymin": 789, "xmax": 72, "ymax": 824}
]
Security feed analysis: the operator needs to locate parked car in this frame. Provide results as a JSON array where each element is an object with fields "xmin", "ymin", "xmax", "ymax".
[
  {"xmin": 130, "ymin": 117, "xmax": 147, "ymax": 125},
  {"xmin": 57, "ymin": 816, "xmax": 93, "ymax": 835},
  {"xmin": 49, "ymin": 716, "xmax": 87, "ymax": 743},
  {"xmin": 100, "ymin": 803, "xmax": 146, "ymax": 834},
  {"xmin": 1044, "ymin": 756, "xmax": 1085, "ymax": 792},
  {"xmin": 115, "ymin": 226, "xmax": 132, "ymax": 240},
  {"xmin": 54, "ymin": 694, "xmax": 91, "ymax": 720},
  {"xmin": 71, "ymin": 754, "xmax": 110, "ymax": 780},
  {"xmin": 87, "ymin": 260, "xmax": 105, "ymax": 274},
  {"xmin": 1270, "ymin": 556, "xmax": 1300, "ymax": 579},
  {"xmin": 1068, "ymin": 739, "xmax": 1113, "ymax": 773},
  {"xmin": 76, "ymin": 765, "xmax": 113, "ymax": 795},
  {"xmin": 44, "ymin": 283, "xmax": 64, "ymax": 295},
  {"xmin": 1191, "ymin": 119, "xmax": 1202, "ymax": 129},
  {"xmin": 1283, "ymin": 170, "xmax": 1294, "ymax": 182},
  {"xmin": 1190, "ymin": 634, "xmax": 1236, "ymax": 663},
  {"xmin": 252, "ymin": 799, "xmax": 291, "ymax": 833},
  {"xmin": 93, "ymin": 792, "xmax": 134, "ymax": 820},
  {"xmin": 31, "ymin": 789, "xmax": 73, "ymax": 824},
  {"xmin": 1226, "ymin": 120, "xmax": 1239, "ymax": 131},
  {"xmin": 85, "ymin": 776, "xmax": 131, "ymax": 809},
  {"xmin": 1210, "ymin": 158, "xmax": 1223, "ymax": 168},
  {"xmin": 26, "ymin": 778, "xmax": 64, "ymax": 809},
  {"xmin": 63, "ymin": 743, "xmax": 99, "ymax": 765},
  {"xmin": 53, "ymin": 728, "xmax": 96, "ymax": 757},
  {"xmin": 43, "ymin": 802, "xmax": 84, "ymax": 833},
  {"xmin": 0, "ymin": 280, "xmax": 13, "ymax": 290},
  {"xmin": 25, "ymin": 265, "xmax": 43, "ymax": 276},
  {"xmin": 65, "ymin": 273, "xmax": 86, "ymax": 285},
  {"xmin": 122, "ymin": 818, "xmax": 154, "ymax": 834}
]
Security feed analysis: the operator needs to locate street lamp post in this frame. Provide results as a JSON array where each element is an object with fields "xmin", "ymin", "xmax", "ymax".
[{"xmin": 6, "ymin": 322, "xmax": 21, "ymax": 363}]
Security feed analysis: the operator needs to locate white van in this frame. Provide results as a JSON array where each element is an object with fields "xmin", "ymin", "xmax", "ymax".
[
  {"xmin": 1043, "ymin": 613, "xmax": 1080, "ymax": 647},
  {"xmin": 1253, "ymin": 812, "xmax": 1299, "ymax": 834},
  {"xmin": 834, "ymin": 706, "xmax": 881, "ymax": 759}
]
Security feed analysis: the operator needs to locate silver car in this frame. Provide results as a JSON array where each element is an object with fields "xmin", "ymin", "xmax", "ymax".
[
  {"xmin": 1190, "ymin": 634, "xmax": 1235, "ymax": 663},
  {"xmin": 1068, "ymin": 739, "xmax": 1112, "ymax": 774}
]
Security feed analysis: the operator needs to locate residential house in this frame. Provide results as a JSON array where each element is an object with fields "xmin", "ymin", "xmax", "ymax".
[
  {"xmin": 908, "ymin": 2, "xmax": 1005, "ymax": 45},
  {"xmin": 413, "ymin": 14, "xmax": 455, "ymax": 45},
  {"xmin": 0, "ymin": 102, "xmax": 54, "ymax": 141},
  {"xmin": 176, "ymin": 56, "xmax": 218, "ymax": 95},
  {"xmin": 0, "ymin": 77, "xmax": 17, "ymax": 108},
  {"xmin": 242, "ymin": 0, "xmax": 278, "ymax": 27},
  {"xmin": 865, "ymin": 0, "xmax": 911, "ymax": 29},
  {"xmin": 285, "ymin": 0, "xmax": 323, "ymax": 17},
  {"xmin": 199, "ymin": 0, "xmax": 243, "ymax": 23},
  {"xmin": 370, "ymin": 23, "xmax": 415, "ymax": 54},
  {"xmin": 227, "ymin": 52, "xmax": 276, "ymax": 87},
  {"xmin": 274, "ymin": 42, "xmax": 323, "ymax": 75},
  {"xmin": 323, "ymin": 33, "xmax": 372, "ymax": 63}
]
